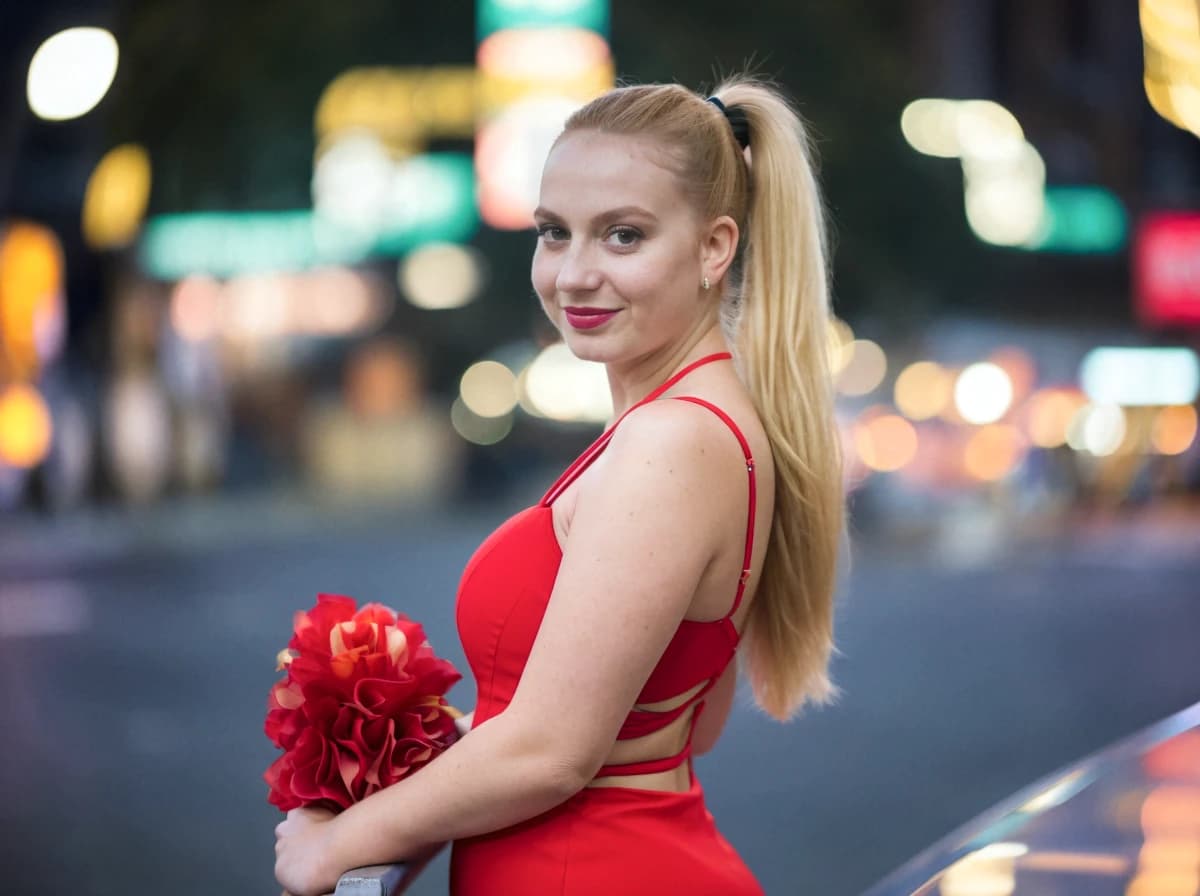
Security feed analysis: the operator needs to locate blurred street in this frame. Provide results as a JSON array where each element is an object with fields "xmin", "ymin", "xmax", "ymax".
[{"xmin": 2, "ymin": 494, "xmax": 1197, "ymax": 895}]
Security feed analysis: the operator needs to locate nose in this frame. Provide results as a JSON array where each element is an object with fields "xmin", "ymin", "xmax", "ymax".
[{"xmin": 554, "ymin": 244, "xmax": 603, "ymax": 294}]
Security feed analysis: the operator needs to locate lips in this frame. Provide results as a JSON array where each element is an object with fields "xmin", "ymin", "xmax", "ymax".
[{"xmin": 563, "ymin": 307, "xmax": 620, "ymax": 330}]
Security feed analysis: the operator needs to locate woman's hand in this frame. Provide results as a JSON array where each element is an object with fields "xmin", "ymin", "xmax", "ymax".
[{"xmin": 274, "ymin": 806, "xmax": 340, "ymax": 896}]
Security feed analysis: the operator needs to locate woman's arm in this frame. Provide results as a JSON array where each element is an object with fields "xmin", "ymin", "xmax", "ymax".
[
  {"xmin": 693, "ymin": 660, "xmax": 737, "ymax": 756},
  {"xmin": 275, "ymin": 401, "xmax": 745, "ymax": 894}
]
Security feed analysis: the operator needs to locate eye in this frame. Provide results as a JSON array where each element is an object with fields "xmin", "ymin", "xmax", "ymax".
[
  {"xmin": 536, "ymin": 223, "xmax": 568, "ymax": 243},
  {"xmin": 606, "ymin": 226, "xmax": 642, "ymax": 248}
]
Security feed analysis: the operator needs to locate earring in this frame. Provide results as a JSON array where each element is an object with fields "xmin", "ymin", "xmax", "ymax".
[{"xmin": 702, "ymin": 276, "xmax": 710, "ymax": 290}]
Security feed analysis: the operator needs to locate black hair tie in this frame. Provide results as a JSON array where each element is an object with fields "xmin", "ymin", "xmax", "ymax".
[{"xmin": 705, "ymin": 96, "xmax": 750, "ymax": 150}]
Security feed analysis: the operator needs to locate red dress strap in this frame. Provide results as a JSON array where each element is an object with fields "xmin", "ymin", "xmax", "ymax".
[
  {"xmin": 667, "ymin": 397, "xmax": 757, "ymax": 617},
  {"xmin": 540, "ymin": 352, "xmax": 732, "ymax": 507}
]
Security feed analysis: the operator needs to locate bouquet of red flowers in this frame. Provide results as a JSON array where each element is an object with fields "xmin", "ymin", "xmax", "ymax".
[{"xmin": 264, "ymin": 593, "xmax": 463, "ymax": 812}]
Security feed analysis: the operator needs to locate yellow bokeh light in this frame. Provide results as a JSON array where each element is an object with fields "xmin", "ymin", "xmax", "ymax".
[
  {"xmin": 836, "ymin": 339, "xmax": 887, "ymax": 397},
  {"xmin": 0, "ymin": 383, "xmax": 53, "ymax": 468},
  {"xmin": 460, "ymin": 360, "xmax": 519, "ymax": 418},
  {"xmin": 963, "ymin": 424, "xmax": 1024, "ymax": 482},
  {"xmin": 853, "ymin": 413, "xmax": 918, "ymax": 473},
  {"xmin": 1152, "ymin": 405, "xmax": 1198, "ymax": 455},
  {"xmin": 894, "ymin": 361, "xmax": 952, "ymax": 421},
  {"xmin": 83, "ymin": 144, "xmax": 151, "ymax": 249}
]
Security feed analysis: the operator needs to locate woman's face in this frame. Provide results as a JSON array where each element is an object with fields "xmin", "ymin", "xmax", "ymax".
[{"xmin": 532, "ymin": 129, "xmax": 712, "ymax": 365}]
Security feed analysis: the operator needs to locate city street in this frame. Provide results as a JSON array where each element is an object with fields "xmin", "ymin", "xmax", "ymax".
[{"xmin": 1, "ymin": 494, "xmax": 1198, "ymax": 895}]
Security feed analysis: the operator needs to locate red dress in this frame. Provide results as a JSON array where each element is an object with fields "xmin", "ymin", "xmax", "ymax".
[{"xmin": 451, "ymin": 353, "xmax": 764, "ymax": 895}]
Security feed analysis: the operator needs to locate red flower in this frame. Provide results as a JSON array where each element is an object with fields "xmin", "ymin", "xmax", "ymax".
[{"xmin": 264, "ymin": 593, "xmax": 462, "ymax": 812}]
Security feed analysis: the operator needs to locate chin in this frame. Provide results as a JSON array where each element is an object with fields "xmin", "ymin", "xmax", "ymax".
[{"xmin": 560, "ymin": 333, "xmax": 622, "ymax": 364}]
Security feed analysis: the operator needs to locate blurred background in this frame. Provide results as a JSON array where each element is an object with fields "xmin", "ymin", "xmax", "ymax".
[{"xmin": 1, "ymin": 1, "xmax": 1199, "ymax": 894}]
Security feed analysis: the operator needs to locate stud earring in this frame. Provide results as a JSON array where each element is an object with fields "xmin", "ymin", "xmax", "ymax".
[{"xmin": 702, "ymin": 276, "xmax": 710, "ymax": 290}]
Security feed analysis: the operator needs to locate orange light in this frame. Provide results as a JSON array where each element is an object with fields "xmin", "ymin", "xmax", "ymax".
[
  {"xmin": 1141, "ymin": 785, "xmax": 1200, "ymax": 836},
  {"xmin": 1025, "ymin": 388, "xmax": 1086, "ymax": 448},
  {"xmin": 0, "ymin": 383, "xmax": 53, "ymax": 467},
  {"xmin": 1152, "ymin": 405, "xmax": 1198, "ymax": 455},
  {"xmin": 963, "ymin": 423, "xmax": 1024, "ymax": 481},
  {"xmin": 0, "ymin": 221, "xmax": 65, "ymax": 380},
  {"xmin": 854, "ymin": 413, "xmax": 918, "ymax": 472}
]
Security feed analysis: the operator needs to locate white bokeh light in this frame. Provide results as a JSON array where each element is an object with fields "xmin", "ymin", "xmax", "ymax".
[
  {"xmin": 27, "ymin": 27, "xmax": 119, "ymax": 121},
  {"xmin": 954, "ymin": 362, "xmax": 1014, "ymax": 425}
]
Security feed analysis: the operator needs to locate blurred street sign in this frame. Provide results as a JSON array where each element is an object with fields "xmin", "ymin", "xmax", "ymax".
[
  {"xmin": 140, "ymin": 154, "xmax": 476, "ymax": 280},
  {"xmin": 1135, "ymin": 212, "xmax": 1200, "ymax": 328},
  {"xmin": 478, "ymin": 0, "xmax": 609, "ymax": 41},
  {"xmin": 1025, "ymin": 186, "xmax": 1127, "ymax": 254},
  {"xmin": 316, "ymin": 67, "xmax": 478, "ymax": 147}
]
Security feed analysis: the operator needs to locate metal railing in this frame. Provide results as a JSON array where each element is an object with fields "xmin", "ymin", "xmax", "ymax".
[{"xmin": 333, "ymin": 845, "xmax": 443, "ymax": 896}]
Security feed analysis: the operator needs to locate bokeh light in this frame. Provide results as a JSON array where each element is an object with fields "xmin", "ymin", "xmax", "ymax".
[
  {"xmin": 900, "ymin": 98, "xmax": 963, "ymax": 158},
  {"xmin": 400, "ymin": 243, "xmax": 483, "ymax": 310},
  {"xmin": 460, "ymin": 360, "xmax": 519, "ymax": 418},
  {"xmin": 522, "ymin": 342, "xmax": 612, "ymax": 422},
  {"xmin": 312, "ymin": 131, "xmax": 393, "ymax": 234},
  {"xmin": 1152, "ymin": 405, "xmax": 1198, "ymax": 455},
  {"xmin": 169, "ymin": 275, "xmax": 222, "ymax": 342},
  {"xmin": 827, "ymin": 318, "xmax": 855, "ymax": 376},
  {"xmin": 0, "ymin": 383, "xmax": 53, "ymax": 468},
  {"xmin": 963, "ymin": 424, "xmax": 1025, "ymax": 482},
  {"xmin": 104, "ymin": 374, "xmax": 172, "ymax": 503},
  {"xmin": 954, "ymin": 100, "xmax": 1025, "ymax": 163},
  {"xmin": 1025, "ymin": 388, "xmax": 1086, "ymax": 448},
  {"xmin": 853, "ymin": 412, "xmax": 918, "ymax": 473},
  {"xmin": 27, "ymin": 27, "xmax": 119, "ymax": 121},
  {"xmin": 894, "ymin": 361, "xmax": 953, "ymax": 421},
  {"xmin": 0, "ymin": 221, "xmax": 66, "ymax": 380},
  {"xmin": 83, "ymin": 144, "xmax": 151, "ymax": 249},
  {"xmin": 451, "ymin": 397, "xmax": 513, "ymax": 445},
  {"xmin": 1067, "ymin": 403, "xmax": 1128, "ymax": 457},
  {"xmin": 955, "ymin": 362, "xmax": 1014, "ymax": 424},
  {"xmin": 836, "ymin": 339, "xmax": 887, "ymax": 397}
]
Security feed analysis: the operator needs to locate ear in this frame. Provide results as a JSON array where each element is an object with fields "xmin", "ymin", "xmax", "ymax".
[{"xmin": 700, "ymin": 215, "xmax": 739, "ymax": 288}]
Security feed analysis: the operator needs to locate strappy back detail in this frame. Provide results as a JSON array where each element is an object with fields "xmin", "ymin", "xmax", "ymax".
[
  {"xmin": 455, "ymin": 350, "xmax": 760, "ymax": 783},
  {"xmin": 537, "ymin": 354, "xmax": 760, "ymax": 779}
]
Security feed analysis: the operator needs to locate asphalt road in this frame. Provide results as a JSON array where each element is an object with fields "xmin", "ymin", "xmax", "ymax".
[{"xmin": 1, "ymin": 494, "xmax": 1198, "ymax": 895}]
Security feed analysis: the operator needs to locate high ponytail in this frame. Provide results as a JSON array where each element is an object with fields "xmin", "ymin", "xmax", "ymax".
[
  {"xmin": 713, "ymin": 77, "xmax": 843, "ymax": 719},
  {"xmin": 563, "ymin": 76, "xmax": 845, "ymax": 720}
]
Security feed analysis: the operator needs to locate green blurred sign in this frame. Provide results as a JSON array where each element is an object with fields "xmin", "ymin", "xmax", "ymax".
[
  {"xmin": 140, "ymin": 154, "xmax": 477, "ymax": 279},
  {"xmin": 478, "ymin": 0, "xmax": 608, "ymax": 41},
  {"xmin": 1025, "ymin": 185, "xmax": 1127, "ymax": 254}
]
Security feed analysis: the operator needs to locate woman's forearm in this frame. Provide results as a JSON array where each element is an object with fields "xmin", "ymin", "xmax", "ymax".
[{"xmin": 327, "ymin": 711, "xmax": 584, "ymax": 872}]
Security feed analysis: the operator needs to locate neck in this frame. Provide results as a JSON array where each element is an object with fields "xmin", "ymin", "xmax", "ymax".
[{"xmin": 606, "ymin": 322, "xmax": 730, "ymax": 419}]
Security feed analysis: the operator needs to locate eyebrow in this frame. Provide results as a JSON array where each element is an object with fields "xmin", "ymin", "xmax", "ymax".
[{"xmin": 533, "ymin": 205, "xmax": 659, "ymax": 226}]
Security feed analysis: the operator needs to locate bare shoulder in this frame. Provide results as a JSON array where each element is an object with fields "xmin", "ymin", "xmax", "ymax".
[{"xmin": 600, "ymin": 397, "xmax": 751, "ymax": 483}]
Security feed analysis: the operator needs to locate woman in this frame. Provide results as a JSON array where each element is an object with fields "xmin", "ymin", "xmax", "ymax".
[{"xmin": 275, "ymin": 74, "xmax": 844, "ymax": 896}]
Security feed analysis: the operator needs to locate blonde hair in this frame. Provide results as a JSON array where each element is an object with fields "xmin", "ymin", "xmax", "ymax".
[{"xmin": 564, "ymin": 76, "xmax": 844, "ymax": 720}]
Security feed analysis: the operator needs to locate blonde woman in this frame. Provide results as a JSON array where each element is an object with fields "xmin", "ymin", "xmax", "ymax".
[{"xmin": 275, "ymin": 75, "xmax": 844, "ymax": 896}]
